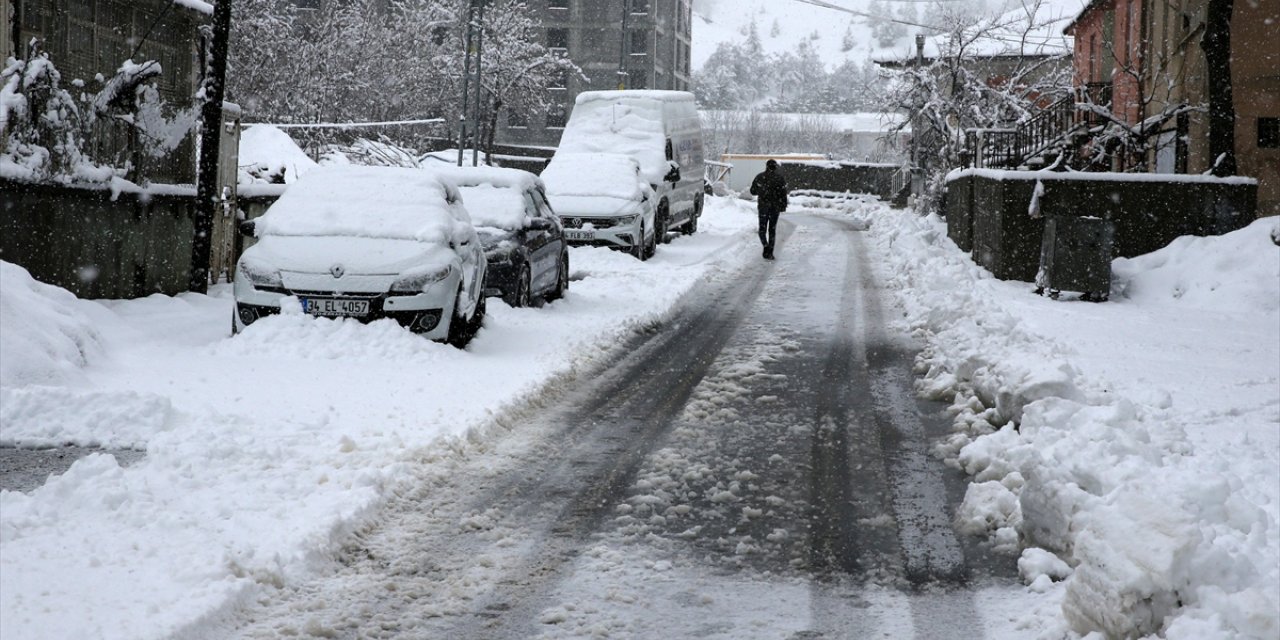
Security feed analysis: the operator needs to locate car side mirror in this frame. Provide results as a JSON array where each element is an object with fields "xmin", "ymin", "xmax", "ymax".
[
  {"xmin": 527, "ymin": 218, "xmax": 554, "ymax": 231},
  {"xmin": 664, "ymin": 166, "xmax": 681, "ymax": 183},
  {"xmin": 238, "ymin": 219, "xmax": 256, "ymax": 237}
]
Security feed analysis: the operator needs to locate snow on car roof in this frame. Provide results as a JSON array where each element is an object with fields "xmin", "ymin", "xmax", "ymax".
[
  {"xmin": 540, "ymin": 153, "xmax": 648, "ymax": 202},
  {"xmin": 253, "ymin": 165, "xmax": 469, "ymax": 244},
  {"xmin": 438, "ymin": 165, "xmax": 543, "ymax": 193},
  {"xmin": 457, "ymin": 184, "xmax": 527, "ymax": 232},
  {"xmin": 556, "ymin": 95, "xmax": 670, "ymax": 182}
]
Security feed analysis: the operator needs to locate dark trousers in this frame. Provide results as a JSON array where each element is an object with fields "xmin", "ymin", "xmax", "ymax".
[{"xmin": 758, "ymin": 211, "xmax": 780, "ymax": 250}]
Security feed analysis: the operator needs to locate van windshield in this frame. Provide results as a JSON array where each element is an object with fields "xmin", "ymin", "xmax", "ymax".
[{"xmin": 557, "ymin": 98, "xmax": 668, "ymax": 182}]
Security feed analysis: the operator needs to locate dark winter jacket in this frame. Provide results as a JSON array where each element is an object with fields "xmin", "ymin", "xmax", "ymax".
[{"xmin": 750, "ymin": 165, "xmax": 789, "ymax": 215}]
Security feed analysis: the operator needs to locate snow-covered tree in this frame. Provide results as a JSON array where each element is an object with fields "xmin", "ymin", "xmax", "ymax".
[{"xmin": 880, "ymin": 0, "xmax": 1072, "ymax": 209}]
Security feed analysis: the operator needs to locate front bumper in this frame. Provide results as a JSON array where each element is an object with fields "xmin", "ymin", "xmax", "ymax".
[
  {"xmin": 559, "ymin": 216, "xmax": 642, "ymax": 249},
  {"xmin": 233, "ymin": 278, "xmax": 459, "ymax": 340}
]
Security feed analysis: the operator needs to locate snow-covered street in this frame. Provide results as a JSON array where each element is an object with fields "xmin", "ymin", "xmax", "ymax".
[{"xmin": 2, "ymin": 195, "xmax": 1277, "ymax": 638}]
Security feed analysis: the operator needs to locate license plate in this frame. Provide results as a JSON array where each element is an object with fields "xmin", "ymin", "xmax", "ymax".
[
  {"xmin": 565, "ymin": 229, "xmax": 595, "ymax": 242},
  {"xmin": 302, "ymin": 297, "xmax": 370, "ymax": 317}
]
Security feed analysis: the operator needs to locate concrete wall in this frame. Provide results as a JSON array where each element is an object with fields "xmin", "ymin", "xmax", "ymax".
[
  {"xmin": 946, "ymin": 171, "xmax": 1258, "ymax": 281},
  {"xmin": 1, "ymin": 179, "xmax": 198, "ymax": 298}
]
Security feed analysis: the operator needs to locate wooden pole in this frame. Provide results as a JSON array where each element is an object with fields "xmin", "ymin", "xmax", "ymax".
[{"xmin": 191, "ymin": 0, "xmax": 232, "ymax": 293}]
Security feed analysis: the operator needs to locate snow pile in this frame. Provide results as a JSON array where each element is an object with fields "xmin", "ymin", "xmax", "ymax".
[
  {"xmin": 1113, "ymin": 219, "xmax": 1280, "ymax": 313},
  {"xmin": 237, "ymin": 125, "xmax": 317, "ymax": 184},
  {"xmin": 868, "ymin": 211, "xmax": 1279, "ymax": 639},
  {"xmin": 251, "ymin": 165, "xmax": 470, "ymax": 243},
  {"xmin": 0, "ymin": 262, "xmax": 100, "ymax": 387}
]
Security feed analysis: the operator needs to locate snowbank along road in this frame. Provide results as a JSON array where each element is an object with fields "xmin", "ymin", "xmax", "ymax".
[{"xmin": 229, "ymin": 207, "xmax": 1026, "ymax": 639}]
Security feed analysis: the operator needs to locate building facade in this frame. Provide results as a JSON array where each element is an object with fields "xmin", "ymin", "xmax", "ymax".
[
  {"xmin": 1066, "ymin": 0, "xmax": 1278, "ymax": 215},
  {"xmin": 497, "ymin": 0, "xmax": 693, "ymax": 148}
]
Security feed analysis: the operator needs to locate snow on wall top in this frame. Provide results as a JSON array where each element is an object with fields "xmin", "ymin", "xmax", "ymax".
[
  {"xmin": 252, "ymin": 166, "xmax": 470, "ymax": 244},
  {"xmin": 172, "ymin": 0, "xmax": 213, "ymax": 14},
  {"xmin": 541, "ymin": 153, "xmax": 648, "ymax": 202},
  {"xmin": 945, "ymin": 167, "xmax": 1258, "ymax": 185},
  {"xmin": 557, "ymin": 97, "xmax": 668, "ymax": 182}
]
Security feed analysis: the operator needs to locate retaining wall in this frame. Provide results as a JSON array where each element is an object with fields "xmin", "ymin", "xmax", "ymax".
[
  {"xmin": 1, "ymin": 179, "xmax": 199, "ymax": 298},
  {"xmin": 945, "ymin": 170, "xmax": 1258, "ymax": 281}
]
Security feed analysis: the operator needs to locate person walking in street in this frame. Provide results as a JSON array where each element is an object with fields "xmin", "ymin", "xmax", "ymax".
[{"xmin": 749, "ymin": 159, "xmax": 789, "ymax": 260}]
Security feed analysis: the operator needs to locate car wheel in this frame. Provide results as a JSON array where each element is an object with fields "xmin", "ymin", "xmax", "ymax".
[
  {"xmin": 657, "ymin": 202, "xmax": 672, "ymax": 244},
  {"xmin": 687, "ymin": 195, "xmax": 703, "ymax": 234},
  {"xmin": 631, "ymin": 223, "xmax": 646, "ymax": 261},
  {"xmin": 547, "ymin": 254, "xmax": 569, "ymax": 301},
  {"xmin": 505, "ymin": 264, "xmax": 532, "ymax": 308},
  {"xmin": 446, "ymin": 288, "xmax": 474, "ymax": 348},
  {"xmin": 469, "ymin": 294, "xmax": 486, "ymax": 333},
  {"xmin": 644, "ymin": 222, "xmax": 657, "ymax": 260}
]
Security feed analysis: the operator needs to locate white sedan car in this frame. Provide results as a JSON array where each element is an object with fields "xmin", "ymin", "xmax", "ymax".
[{"xmin": 233, "ymin": 165, "xmax": 487, "ymax": 347}]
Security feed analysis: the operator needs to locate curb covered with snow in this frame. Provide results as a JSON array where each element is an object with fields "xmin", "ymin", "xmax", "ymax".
[{"xmin": 866, "ymin": 210, "xmax": 1279, "ymax": 639}]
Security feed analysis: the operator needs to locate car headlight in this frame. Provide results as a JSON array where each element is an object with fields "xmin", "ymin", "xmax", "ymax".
[
  {"xmin": 616, "ymin": 215, "xmax": 640, "ymax": 227},
  {"xmin": 238, "ymin": 259, "xmax": 282, "ymax": 288},
  {"xmin": 391, "ymin": 265, "xmax": 452, "ymax": 293}
]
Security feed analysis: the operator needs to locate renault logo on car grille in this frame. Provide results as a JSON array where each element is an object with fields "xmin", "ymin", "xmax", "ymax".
[{"xmin": 330, "ymin": 264, "xmax": 345, "ymax": 278}]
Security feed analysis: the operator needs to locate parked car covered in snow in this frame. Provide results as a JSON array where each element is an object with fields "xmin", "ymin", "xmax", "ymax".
[
  {"xmin": 541, "ymin": 152, "xmax": 657, "ymax": 261},
  {"xmin": 440, "ymin": 165, "xmax": 569, "ymax": 307},
  {"xmin": 233, "ymin": 165, "xmax": 487, "ymax": 347},
  {"xmin": 553, "ymin": 90, "xmax": 706, "ymax": 242}
]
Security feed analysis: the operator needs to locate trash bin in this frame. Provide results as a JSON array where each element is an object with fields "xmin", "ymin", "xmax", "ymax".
[{"xmin": 1035, "ymin": 215, "xmax": 1115, "ymax": 301}]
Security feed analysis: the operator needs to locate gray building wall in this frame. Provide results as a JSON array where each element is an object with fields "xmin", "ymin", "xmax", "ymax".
[{"xmin": 499, "ymin": 0, "xmax": 693, "ymax": 148}]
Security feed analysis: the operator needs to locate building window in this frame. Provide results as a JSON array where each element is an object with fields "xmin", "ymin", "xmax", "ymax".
[
  {"xmin": 630, "ymin": 0, "xmax": 650, "ymax": 14},
  {"xmin": 547, "ymin": 28, "xmax": 569, "ymax": 52},
  {"xmin": 1260, "ymin": 118, "xmax": 1280, "ymax": 149},
  {"xmin": 508, "ymin": 110, "xmax": 528, "ymax": 129},
  {"xmin": 629, "ymin": 68, "xmax": 647, "ymax": 89},
  {"xmin": 630, "ymin": 30, "xmax": 647, "ymax": 56},
  {"xmin": 547, "ymin": 0, "xmax": 569, "ymax": 9},
  {"xmin": 549, "ymin": 68, "xmax": 569, "ymax": 90},
  {"xmin": 546, "ymin": 105, "xmax": 568, "ymax": 129}
]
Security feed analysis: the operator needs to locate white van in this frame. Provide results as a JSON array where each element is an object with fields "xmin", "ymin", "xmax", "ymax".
[{"xmin": 551, "ymin": 90, "xmax": 706, "ymax": 243}]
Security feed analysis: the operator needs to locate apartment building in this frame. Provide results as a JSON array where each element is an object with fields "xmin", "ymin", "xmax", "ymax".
[{"xmin": 498, "ymin": 0, "xmax": 694, "ymax": 147}]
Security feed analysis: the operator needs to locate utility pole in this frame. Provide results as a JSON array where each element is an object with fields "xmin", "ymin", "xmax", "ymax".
[
  {"xmin": 617, "ymin": 0, "xmax": 629, "ymax": 90},
  {"xmin": 471, "ymin": 0, "xmax": 486, "ymax": 167},
  {"xmin": 191, "ymin": 0, "xmax": 232, "ymax": 294},
  {"xmin": 911, "ymin": 33, "xmax": 925, "ymax": 200},
  {"xmin": 457, "ymin": 0, "xmax": 477, "ymax": 166}
]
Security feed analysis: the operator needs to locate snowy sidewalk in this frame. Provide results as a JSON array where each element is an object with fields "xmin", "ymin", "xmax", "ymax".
[{"xmin": 861, "ymin": 201, "xmax": 1279, "ymax": 640}]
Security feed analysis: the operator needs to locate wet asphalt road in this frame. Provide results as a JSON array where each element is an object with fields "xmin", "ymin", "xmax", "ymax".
[{"xmin": 230, "ymin": 210, "xmax": 1017, "ymax": 639}]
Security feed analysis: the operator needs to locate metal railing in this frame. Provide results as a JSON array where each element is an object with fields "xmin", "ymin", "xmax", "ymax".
[{"xmin": 962, "ymin": 83, "xmax": 1115, "ymax": 169}]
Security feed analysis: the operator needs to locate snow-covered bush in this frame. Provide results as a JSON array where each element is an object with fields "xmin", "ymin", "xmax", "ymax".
[{"xmin": 0, "ymin": 54, "xmax": 104, "ymax": 182}]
